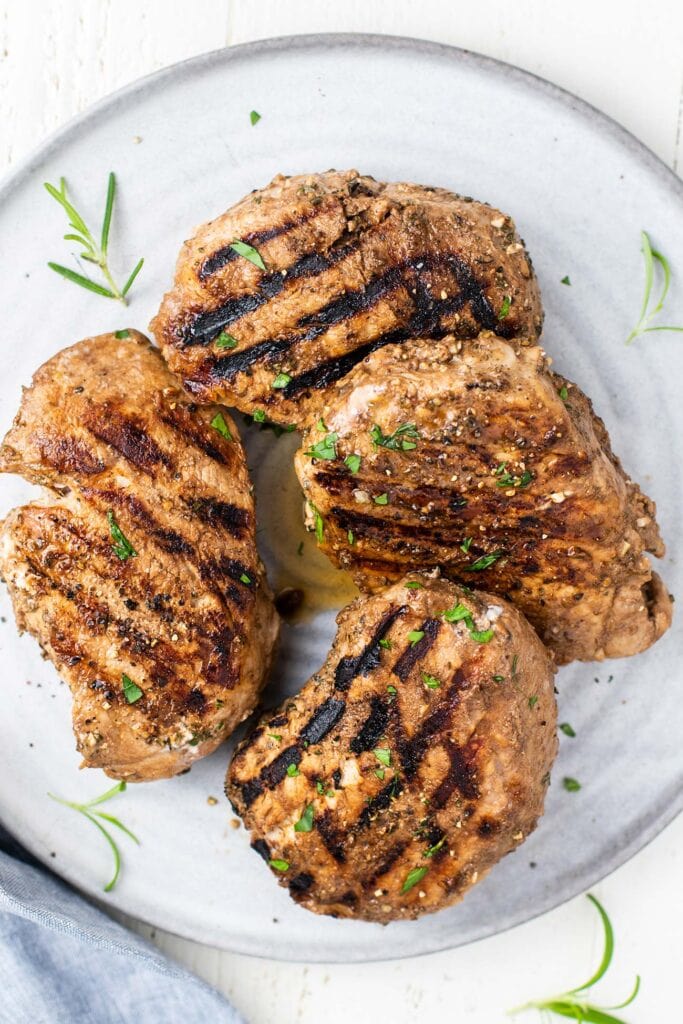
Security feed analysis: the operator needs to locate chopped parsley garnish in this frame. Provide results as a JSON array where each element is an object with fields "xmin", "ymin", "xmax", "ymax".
[
  {"xmin": 216, "ymin": 331, "xmax": 238, "ymax": 349},
  {"xmin": 401, "ymin": 866, "xmax": 429, "ymax": 893},
  {"xmin": 370, "ymin": 422, "xmax": 419, "ymax": 451},
  {"xmin": 347, "ymin": 530, "xmax": 355, "ymax": 545},
  {"xmin": 316, "ymin": 781, "xmax": 324, "ymax": 794},
  {"xmin": 374, "ymin": 748, "xmax": 391, "ymax": 767},
  {"xmin": 442, "ymin": 602, "xmax": 494, "ymax": 644},
  {"xmin": 269, "ymin": 858, "xmax": 289, "ymax": 872},
  {"xmin": 559, "ymin": 722, "xmax": 576, "ymax": 737},
  {"xmin": 286, "ymin": 764, "xmax": 300, "ymax": 777},
  {"xmin": 374, "ymin": 493, "xmax": 389, "ymax": 505},
  {"xmin": 407, "ymin": 630, "xmax": 425, "ymax": 645},
  {"xmin": 442, "ymin": 603, "xmax": 472, "ymax": 623},
  {"xmin": 561, "ymin": 275, "xmax": 571, "ymax": 285},
  {"xmin": 495, "ymin": 463, "xmax": 533, "ymax": 489},
  {"xmin": 421, "ymin": 672, "xmax": 441, "ymax": 689},
  {"xmin": 210, "ymin": 412, "xmax": 233, "ymax": 440},
  {"xmin": 424, "ymin": 836, "xmax": 445, "ymax": 858},
  {"xmin": 294, "ymin": 803, "xmax": 314, "ymax": 833},
  {"xmin": 528, "ymin": 695, "xmax": 539, "ymax": 709},
  {"xmin": 492, "ymin": 674, "xmax": 505, "ymax": 683},
  {"xmin": 267, "ymin": 733, "xmax": 282, "ymax": 743},
  {"xmin": 563, "ymin": 777, "xmax": 581, "ymax": 792},
  {"xmin": 253, "ymin": 409, "xmax": 266, "ymax": 422},
  {"xmin": 460, "ymin": 537, "xmax": 473, "ymax": 553},
  {"xmin": 304, "ymin": 432, "xmax": 338, "ymax": 460},
  {"xmin": 374, "ymin": 768, "xmax": 385, "ymax": 780},
  {"xmin": 271, "ymin": 372, "xmax": 292, "ymax": 389},
  {"xmin": 405, "ymin": 581, "xmax": 424, "ymax": 589},
  {"xmin": 307, "ymin": 502, "xmax": 324, "ymax": 542},
  {"xmin": 122, "ymin": 673, "xmax": 143, "ymax": 704},
  {"xmin": 464, "ymin": 551, "xmax": 504, "ymax": 572},
  {"xmin": 107, "ymin": 511, "xmax": 136, "ymax": 561},
  {"xmin": 559, "ymin": 385, "xmax": 569, "ymax": 401},
  {"xmin": 344, "ymin": 453, "xmax": 361, "ymax": 473},
  {"xmin": 386, "ymin": 684, "xmax": 397, "ymax": 694},
  {"xmin": 249, "ymin": 110, "xmax": 261, "ymax": 125},
  {"xmin": 239, "ymin": 573, "xmax": 251, "ymax": 585},
  {"xmin": 230, "ymin": 239, "xmax": 266, "ymax": 270},
  {"xmin": 498, "ymin": 295, "xmax": 512, "ymax": 319},
  {"xmin": 114, "ymin": 329, "xmax": 130, "ymax": 339},
  {"xmin": 379, "ymin": 638, "xmax": 393, "ymax": 650}
]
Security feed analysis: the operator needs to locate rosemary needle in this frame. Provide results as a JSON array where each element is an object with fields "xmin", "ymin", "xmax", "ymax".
[
  {"xmin": 45, "ymin": 173, "xmax": 144, "ymax": 305},
  {"xmin": 509, "ymin": 894, "xmax": 641, "ymax": 1023},
  {"xmin": 626, "ymin": 230, "xmax": 683, "ymax": 343},
  {"xmin": 48, "ymin": 781, "xmax": 139, "ymax": 892}
]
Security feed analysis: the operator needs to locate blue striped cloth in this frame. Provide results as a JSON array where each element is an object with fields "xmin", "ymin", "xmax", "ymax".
[{"xmin": 0, "ymin": 828, "xmax": 242, "ymax": 1024}]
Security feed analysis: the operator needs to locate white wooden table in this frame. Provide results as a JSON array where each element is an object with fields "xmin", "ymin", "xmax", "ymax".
[{"xmin": 2, "ymin": 2, "xmax": 682, "ymax": 1020}]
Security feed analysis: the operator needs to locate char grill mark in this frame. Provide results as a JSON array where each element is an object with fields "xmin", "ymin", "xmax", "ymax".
[
  {"xmin": 300, "ymin": 697, "xmax": 346, "ymax": 745},
  {"xmin": 334, "ymin": 605, "xmax": 406, "ymax": 690},
  {"xmin": 187, "ymin": 243, "xmax": 358, "ymax": 346},
  {"xmin": 395, "ymin": 669, "xmax": 468, "ymax": 779},
  {"xmin": 198, "ymin": 203, "xmax": 334, "ymax": 280},
  {"xmin": 328, "ymin": 506, "xmax": 470, "ymax": 547},
  {"xmin": 392, "ymin": 618, "xmax": 442, "ymax": 681},
  {"xmin": 288, "ymin": 872, "xmax": 314, "ymax": 894},
  {"xmin": 35, "ymin": 435, "xmax": 105, "ymax": 476},
  {"xmin": 315, "ymin": 811, "xmax": 347, "ymax": 863},
  {"xmin": 349, "ymin": 695, "xmax": 389, "ymax": 754},
  {"xmin": 431, "ymin": 738, "xmax": 479, "ymax": 806},
  {"xmin": 241, "ymin": 743, "xmax": 302, "ymax": 807},
  {"xmin": 187, "ymin": 497, "xmax": 249, "ymax": 536},
  {"xmin": 239, "ymin": 699, "xmax": 345, "ymax": 809},
  {"xmin": 83, "ymin": 404, "xmax": 172, "ymax": 473},
  {"xmin": 201, "ymin": 251, "xmax": 503, "ymax": 390},
  {"xmin": 157, "ymin": 407, "xmax": 229, "ymax": 466},
  {"xmin": 363, "ymin": 840, "xmax": 410, "ymax": 888},
  {"xmin": 261, "ymin": 744, "xmax": 301, "ymax": 788},
  {"xmin": 251, "ymin": 838, "xmax": 271, "ymax": 862},
  {"xmin": 357, "ymin": 778, "xmax": 404, "ymax": 829}
]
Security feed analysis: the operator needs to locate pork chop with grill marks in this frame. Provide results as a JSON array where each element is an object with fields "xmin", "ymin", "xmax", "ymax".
[
  {"xmin": 0, "ymin": 331, "xmax": 279, "ymax": 781},
  {"xmin": 151, "ymin": 170, "xmax": 543, "ymax": 425},
  {"xmin": 295, "ymin": 333, "xmax": 672, "ymax": 664},
  {"xmin": 227, "ymin": 573, "xmax": 556, "ymax": 922}
]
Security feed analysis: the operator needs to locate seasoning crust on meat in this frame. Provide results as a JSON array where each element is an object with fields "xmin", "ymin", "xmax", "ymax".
[
  {"xmin": 227, "ymin": 574, "xmax": 557, "ymax": 922},
  {"xmin": 151, "ymin": 170, "xmax": 543, "ymax": 425},
  {"xmin": 0, "ymin": 331, "xmax": 279, "ymax": 781},
  {"xmin": 295, "ymin": 333, "xmax": 672, "ymax": 664}
]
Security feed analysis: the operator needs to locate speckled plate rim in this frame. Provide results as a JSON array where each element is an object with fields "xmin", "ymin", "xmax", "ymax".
[{"xmin": 0, "ymin": 32, "xmax": 681, "ymax": 963}]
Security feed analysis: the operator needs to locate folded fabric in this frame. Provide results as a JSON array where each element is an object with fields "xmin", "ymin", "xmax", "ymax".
[{"xmin": 0, "ymin": 827, "xmax": 242, "ymax": 1024}]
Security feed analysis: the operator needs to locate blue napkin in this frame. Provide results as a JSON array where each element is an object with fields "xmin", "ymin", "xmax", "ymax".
[{"xmin": 0, "ymin": 827, "xmax": 242, "ymax": 1024}]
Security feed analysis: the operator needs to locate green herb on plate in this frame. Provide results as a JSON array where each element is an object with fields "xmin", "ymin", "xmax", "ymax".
[
  {"xmin": 510, "ymin": 894, "xmax": 640, "ymax": 1023},
  {"xmin": 45, "ymin": 173, "xmax": 144, "ymax": 303},
  {"xmin": 626, "ymin": 230, "xmax": 683, "ymax": 344},
  {"xmin": 48, "ymin": 781, "xmax": 139, "ymax": 892}
]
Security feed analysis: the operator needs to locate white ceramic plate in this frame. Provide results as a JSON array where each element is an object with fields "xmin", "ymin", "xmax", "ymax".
[{"xmin": 0, "ymin": 34, "xmax": 681, "ymax": 963}]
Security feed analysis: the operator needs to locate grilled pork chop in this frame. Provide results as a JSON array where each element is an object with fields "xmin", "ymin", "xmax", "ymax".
[
  {"xmin": 227, "ymin": 573, "xmax": 557, "ymax": 922},
  {"xmin": 295, "ymin": 333, "xmax": 672, "ymax": 664},
  {"xmin": 151, "ymin": 170, "xmax": 543, "ymax": 425},
  {"xmin": 0, "ymin": 331, "xmax": 278, "ymax": 781}
]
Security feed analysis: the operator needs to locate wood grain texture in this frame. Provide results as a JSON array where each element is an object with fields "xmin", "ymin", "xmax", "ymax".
[{"xmin": 1, "ymin": 1, "xmax": 682, "ymax": 1021}]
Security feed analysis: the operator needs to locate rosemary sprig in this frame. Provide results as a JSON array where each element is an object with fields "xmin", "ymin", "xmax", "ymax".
[
  {"xmin": 48, "ymin": 781, "xmax": 139, "ymax": 892},
  {"xmin": 510, "ymin": 894, "xmax": 640, "ymax": 1023},
  {"xmin": 45, "ymin": 173, "xmax": 144, "ymax": 304},
  {"xmin": 626, "ymin": 230, "xmax": 683, "ymax": 343}
]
